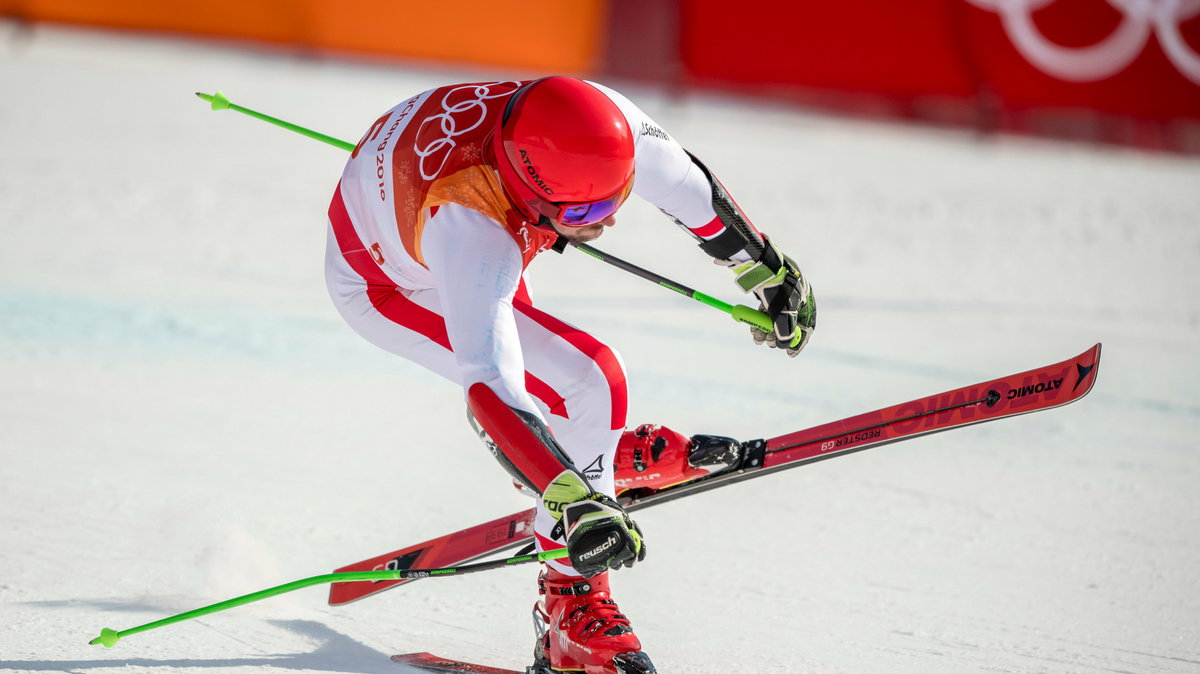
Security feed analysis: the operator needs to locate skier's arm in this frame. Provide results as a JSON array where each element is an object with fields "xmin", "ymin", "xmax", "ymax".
[
  {"xmin": 682, "ymin": 152, "xmax": 816, "ymax": 356},
  {"xmin": 420, "ymin": 204, "xmax": 569, "ymax": 493},
  {"xmin": 588, "ymin": 82, "xmax": 816, "ymax": 355}
]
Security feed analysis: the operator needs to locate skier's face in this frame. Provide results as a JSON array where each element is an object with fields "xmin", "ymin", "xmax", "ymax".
[{"xmin": 550, "ymin": 215, "xmax": 615, "ymax": 243}]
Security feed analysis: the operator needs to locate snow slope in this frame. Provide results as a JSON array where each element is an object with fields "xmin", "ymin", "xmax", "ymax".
[{"xmin": 2, "ymin": 21, "xmax": 1198, "ymax": 673}]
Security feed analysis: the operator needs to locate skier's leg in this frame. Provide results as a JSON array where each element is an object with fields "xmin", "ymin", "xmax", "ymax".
[
  {"xmin": 509, "ymin": 300, "xmax": 628, "ymax": 570},
  {"xmin": 325, "ymin": 225, "xmax": 572, "ymax": 416},
  {"xmin": 324, "ymin": 222, "xmax": 463, "ymax": 373},
  {"xmin": 328, "ymin": 221, "xmax": 651, "ymax": 672},
  {"xmin": 504, "ymin": 302, "xmax": 659, "ymax": 671}
]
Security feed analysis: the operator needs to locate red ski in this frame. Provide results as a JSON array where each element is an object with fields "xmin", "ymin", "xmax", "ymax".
[
  {"xmin": 392, "ymin": 652, "xmax": 523, "ymax": 673},
  {"xmin": 332, "ymin": 344, "xmax": 1101, "ymax": 606},
  {"xmin": 329, "ymin": 510, "xmax": 535, "ymax": 605}
]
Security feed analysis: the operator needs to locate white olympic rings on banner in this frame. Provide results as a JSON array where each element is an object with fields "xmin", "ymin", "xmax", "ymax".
[
  {"xmin": 965, "ymin": 0, "xmax": 1200, "ymax": 84},
  {"xmin": 415, "ymin": 81, "xmax": 521, "ymax": 180}
]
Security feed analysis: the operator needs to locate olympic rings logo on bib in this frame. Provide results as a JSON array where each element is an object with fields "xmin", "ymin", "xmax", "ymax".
[
  {"xmin": 966, "ymin": 0, "xmax": 1200, "ymax": 84},
  {"xmin": 414, "ymin": 82, "xmax": 520, "ymax": 180}
]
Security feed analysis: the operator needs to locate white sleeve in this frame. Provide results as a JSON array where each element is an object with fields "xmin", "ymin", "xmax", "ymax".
[
  {"xmin": 585, "ymin": 81, "xmax": 718, "ymax": 232},
  {"xmin": 420, "ymin": 203, "xmax": 544, "ymax": 420}
]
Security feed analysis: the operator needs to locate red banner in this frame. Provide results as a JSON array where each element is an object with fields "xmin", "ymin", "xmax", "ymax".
[
  {"xmin": 681, "ymin": 0, "xmax": 976, "ymax": 99},
  {"xmin": 678, "ymin": 0, "xmax": 1200, "ymax": 147}
]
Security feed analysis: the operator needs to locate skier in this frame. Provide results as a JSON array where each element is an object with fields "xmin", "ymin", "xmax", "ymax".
[{"xmin": 325, "ymin": 77, "xmax": 815, "ymax": 674}]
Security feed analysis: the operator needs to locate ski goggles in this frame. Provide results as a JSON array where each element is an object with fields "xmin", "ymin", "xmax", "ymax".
[{"xmin": 543, "ymin": 178, "xmax": 634, "ymax": 227}]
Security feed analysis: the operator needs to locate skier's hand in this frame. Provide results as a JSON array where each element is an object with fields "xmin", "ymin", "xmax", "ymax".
[
  {"xmin": 720, "ymin": 237, "xmax": 816, "ymax": 357},
  {"xmin": 561, "ymin": 494, "xmax": 646, "ymax": 577},
  {"xmin": 543, "ymin": 471, "xmax": 646, "ymax": 578}
]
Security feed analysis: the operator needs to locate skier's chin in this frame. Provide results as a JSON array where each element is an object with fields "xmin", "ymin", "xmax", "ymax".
[{"xmin": 553, "ymin": 222, "xmax": 608, "ymax": 243}]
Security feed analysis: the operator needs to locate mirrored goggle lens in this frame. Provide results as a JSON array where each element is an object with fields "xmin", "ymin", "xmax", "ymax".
[{"xmin": 556, "ymin": 182, "xmax": 633, "ymax": 227}]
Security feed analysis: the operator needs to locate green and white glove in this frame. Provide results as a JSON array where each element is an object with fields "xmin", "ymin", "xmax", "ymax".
[
  {"xmin": 722, "ymin": 237, "xmax": 816, "ymax": 357},
  {"xmin": 543, "ymin": 470, "xmax": 646, "ymax": 578}
]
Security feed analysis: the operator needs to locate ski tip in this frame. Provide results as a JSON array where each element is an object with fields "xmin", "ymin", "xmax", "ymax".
[
  {"xmin": 195, "ymin": 90, "xmax": 232, "ymax": 111},
  {"xmin": 90, "ymin": 627, "xmax": 121, "ymax": 648},
  {"xmin": 1072, "ymin": 342, "xmax": 1102, "ymax": 398}
]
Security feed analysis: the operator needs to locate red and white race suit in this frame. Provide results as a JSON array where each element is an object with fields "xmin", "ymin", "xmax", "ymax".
[{"xmin": 325, "ymin": 80, "xmax": 744, "ymax": 574}]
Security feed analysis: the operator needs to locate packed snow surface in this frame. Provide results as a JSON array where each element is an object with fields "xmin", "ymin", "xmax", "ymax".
[{"xmin": 2, "ymin": 21, "xmax": 1199, "ymax": 674}]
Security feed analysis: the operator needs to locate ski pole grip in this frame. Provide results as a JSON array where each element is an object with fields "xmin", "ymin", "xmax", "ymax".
[{"xmin": 730, "ymin": 304, "xmax": 772, "ymax": 332}]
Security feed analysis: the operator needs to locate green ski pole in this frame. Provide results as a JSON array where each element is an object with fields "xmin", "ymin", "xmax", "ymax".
[
  {"xmin": 194, "ymin": 91, "xmax": 771, "ymax": 332},
  {"xmin": 195, "ymin": 91, "xmax": 355, "ymax": 152},
  {"xmin": 90, "ymin": 548, "xmax": 569, "ymax": 648},
  {"xmin": 570, "ymin": 242, "xmax": 772, "ymax": 333}
]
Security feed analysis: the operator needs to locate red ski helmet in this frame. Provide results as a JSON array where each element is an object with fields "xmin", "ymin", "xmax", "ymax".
[{"xmin": 492, "ymin": 77, "xmax": 635, "ymax": 228}]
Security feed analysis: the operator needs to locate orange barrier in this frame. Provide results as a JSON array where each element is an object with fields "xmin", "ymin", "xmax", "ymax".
[{"xmin": 6, "ymin": 0, "xmax": 608, "ymax": 73}]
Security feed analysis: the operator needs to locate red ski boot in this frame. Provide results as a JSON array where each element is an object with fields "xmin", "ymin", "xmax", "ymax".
[
  {"xmin": 614, "ymin": 424, "xmax": 743, "ymax": 494},
  {"xmin": 530, "ymin": 568, "xmax": 655, "ymax": 674}
]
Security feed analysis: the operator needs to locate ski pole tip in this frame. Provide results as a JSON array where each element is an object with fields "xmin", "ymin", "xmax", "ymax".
[
  {"xmin": 90, "ymin": 627, "xmax": 121, "ymax": 648},
  {"xmin": 194, "ymin": 90, "xmax": 232, "ymax": 112}
]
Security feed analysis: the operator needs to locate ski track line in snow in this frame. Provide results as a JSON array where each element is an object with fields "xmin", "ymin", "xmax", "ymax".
[{"xmin": 4, "ymin": 289, "xmax": 1195, "ymax": 421}]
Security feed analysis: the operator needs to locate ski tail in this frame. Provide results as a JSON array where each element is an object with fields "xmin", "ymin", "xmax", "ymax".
[{"xmin": 328, "ymin": 509, "xmax": 535, "ymax": 606}]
